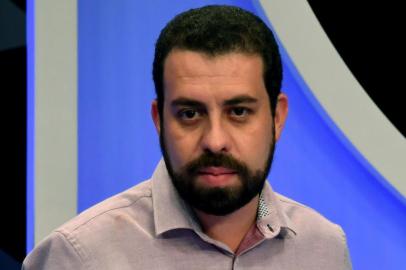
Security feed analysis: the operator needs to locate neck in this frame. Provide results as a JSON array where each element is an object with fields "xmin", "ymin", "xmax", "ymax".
[{"xmin": 194, "ymin": 195, "xmax": 259, "ymax": 252}]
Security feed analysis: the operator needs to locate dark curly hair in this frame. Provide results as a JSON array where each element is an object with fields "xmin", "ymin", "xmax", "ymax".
[{"xmin": 153, "ymin": 5, "xmax": 282, "ymax": 120}]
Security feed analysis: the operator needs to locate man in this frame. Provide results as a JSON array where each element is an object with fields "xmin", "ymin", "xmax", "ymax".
[{"xmin": 23, "ymin": 5, "xmax": 352, "ymax": 269}]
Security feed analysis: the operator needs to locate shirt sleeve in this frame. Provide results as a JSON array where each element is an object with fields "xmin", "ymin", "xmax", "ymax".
[{"xmin": 22, "ymin": 231, "xmax": 87, "ymax": 270}]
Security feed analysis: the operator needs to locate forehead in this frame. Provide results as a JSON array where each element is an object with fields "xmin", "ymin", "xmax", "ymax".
[{"xmin": 163, "ymin": 50, "xmax": 267, "ymax": 101}]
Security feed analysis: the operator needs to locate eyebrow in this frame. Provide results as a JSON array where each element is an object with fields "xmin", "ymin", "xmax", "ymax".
[
  {"xmin": 171, "ymin": 98, "xmax": 205, "ymax": 108},
  {"xmin": 223, "ymin": 95, "xmax": 258, "ymax": 106},
  {"xmin": 171, "ymin": 95, "xmax": 258, "ymax": 108}
]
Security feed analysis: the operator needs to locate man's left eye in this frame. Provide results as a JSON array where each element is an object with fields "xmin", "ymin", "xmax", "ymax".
[{"xmin": 230, "ymin": 107, "xmax": 250, "ymax": 117}]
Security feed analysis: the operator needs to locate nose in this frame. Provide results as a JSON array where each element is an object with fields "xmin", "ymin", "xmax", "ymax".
[{"xmin": 200, "ymin": 118, "xmax": 231, "ymax": 154}]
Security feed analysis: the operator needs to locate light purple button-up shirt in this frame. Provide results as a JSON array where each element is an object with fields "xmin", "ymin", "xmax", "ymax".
[{"xmin": 23, "ymin": 160, "xmax": 352, "ymax": 269}]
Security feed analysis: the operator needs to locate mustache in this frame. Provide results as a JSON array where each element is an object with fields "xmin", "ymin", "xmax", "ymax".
[{"xmin": 183, "ymin": 152, "xmax": 249, "ymax": 176}]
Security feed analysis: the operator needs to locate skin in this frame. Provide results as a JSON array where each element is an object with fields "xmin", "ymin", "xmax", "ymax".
[{"xmin": 152, "ymin": 49, "xmax": 288, "ymax": 252}]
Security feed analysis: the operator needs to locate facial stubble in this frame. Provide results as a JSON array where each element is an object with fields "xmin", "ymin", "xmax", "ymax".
[{"xmin": 159, "ymin": 120, "xmax": 276, "ymax": 216}]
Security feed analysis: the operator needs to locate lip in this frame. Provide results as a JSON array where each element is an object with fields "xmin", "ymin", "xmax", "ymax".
[
  {"xmin": 198, "ymin": 166, "xmax": 236, "ymax": 176},
  {"xmin": 197, "ymin": 167, "xmax": 237, "ymax": 187}
]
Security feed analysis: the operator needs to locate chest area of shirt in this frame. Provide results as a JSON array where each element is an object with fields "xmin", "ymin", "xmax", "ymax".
[{"xmin": 89, "ymin": 231, "xmax": 298, "ymax": 270}]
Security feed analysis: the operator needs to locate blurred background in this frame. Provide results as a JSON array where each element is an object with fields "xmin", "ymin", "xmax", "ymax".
[{"xmin": 1, "ymin": 0, "xmax": 405, "ymax": 269}]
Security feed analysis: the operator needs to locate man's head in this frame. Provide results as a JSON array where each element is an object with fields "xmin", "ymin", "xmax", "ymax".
[
  {"xmin": 153, "ymin": 5, "xmax": 282, "ymax": 120},
  {"xmin": 151, "ymin": 5, "xmax": 288, "ymax": 216}
]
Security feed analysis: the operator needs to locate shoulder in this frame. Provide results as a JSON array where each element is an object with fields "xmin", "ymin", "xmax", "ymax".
[
  {"xmin": 59, "ymin": 179, "xmax": 153, "ymax": 235},
  {"xmin": 23, "ymin": 180, "xmax": 154, "ymax": 270},
  {"xmin": 275, "ymin": 192, "xmax": 342, "ymax": 235},
  {"xmin": 275, "ymin": 192, "xmax": 337, "ymax": 231},
  {"xmin": 275, "ymin": 193, "xmax": 352, "ymax": 269}
]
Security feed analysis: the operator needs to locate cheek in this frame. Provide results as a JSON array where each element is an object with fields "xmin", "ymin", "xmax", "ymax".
[
  {"xmin": 232, "ymin": 119, "xmax": 273, "ymax": 168},
  {"xmin": 163, "ymin": 120, "xmax": 201, "ymax": 169}
]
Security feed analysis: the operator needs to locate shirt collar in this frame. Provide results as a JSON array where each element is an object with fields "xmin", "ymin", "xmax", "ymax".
[
  {"xmin": 151, "ymin": 159, "xmax": 296, "ymax": 238},
  {"xmin": 152, "ymin": 159, "xmax": 197, "ymax": 236},
  {"xmin": 256, "ymin": 182, "xmax": 297, "ymax": 238}
]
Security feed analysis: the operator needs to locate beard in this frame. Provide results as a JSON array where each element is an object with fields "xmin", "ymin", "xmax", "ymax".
[{"xmin": 159, "ymin": 125, "xmax": 276, "ymax": 216}]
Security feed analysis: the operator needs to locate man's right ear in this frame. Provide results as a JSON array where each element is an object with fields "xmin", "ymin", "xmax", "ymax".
[{"xmin": 151, "ymin": 100, "xmax": 161, "ymax": 134}]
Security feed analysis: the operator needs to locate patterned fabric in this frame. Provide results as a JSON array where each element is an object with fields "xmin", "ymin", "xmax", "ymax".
[{"xmin": 257, "ymin": 192, "xmax": 270, "ymax": 220}]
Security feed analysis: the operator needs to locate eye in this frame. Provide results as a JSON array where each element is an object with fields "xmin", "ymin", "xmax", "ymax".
[
  {"xmin": 178, "ymin": 108, "xmax": 201, "ymax": 120},
  {"xmin": 229, "ymin": 107, "xmax": 251, "ymax": 117}
]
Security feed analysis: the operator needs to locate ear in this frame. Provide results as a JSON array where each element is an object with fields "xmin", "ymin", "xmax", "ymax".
[
  {"xmin": 274, "ymin": 93, "xmax": 288, "ymax": 141},
  {"xmin": 151, "ymin": 100, "xmax": 161, "ymax": 134}
]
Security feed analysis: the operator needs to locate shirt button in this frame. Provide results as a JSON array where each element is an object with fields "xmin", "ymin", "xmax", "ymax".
[{"xmin": 267, "ymin": 224, "xmax": 274, "ymax": 232}]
